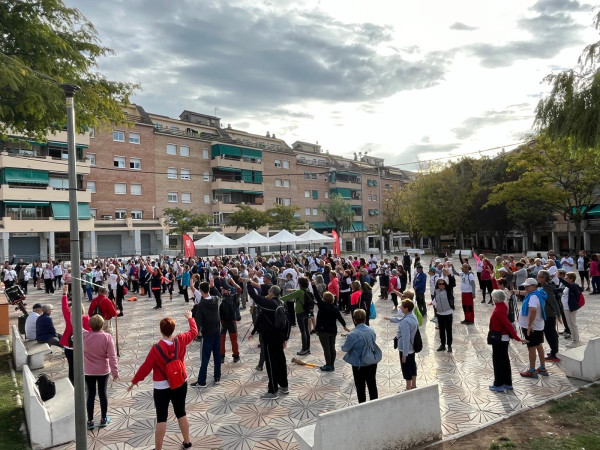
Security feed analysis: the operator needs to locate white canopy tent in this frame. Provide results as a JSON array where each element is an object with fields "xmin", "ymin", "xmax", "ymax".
[
  {"xmin": 298, "ymin": 229, "xmax": 336, "ymax": 244},
  {"xmin": 269, "ymin": 229, "xmax": 306, "ymax": 245},
  {"xmin": 193, "ymin": 231, "xmax": 239, "ymax": 249},
  {"xmin": 234, "ymin": 230, "xmax": 276, "ymax": 246}
]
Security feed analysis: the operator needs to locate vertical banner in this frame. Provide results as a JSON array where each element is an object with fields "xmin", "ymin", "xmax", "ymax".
[
  {"xmin": 183, "ymin": 234, "xmax": 195, "ymax": 258},
  {"xmin": 332, "ymin": 230, "xmax": 341, "ymax": 257}
]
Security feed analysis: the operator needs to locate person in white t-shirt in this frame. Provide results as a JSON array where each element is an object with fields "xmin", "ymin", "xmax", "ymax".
[
  {"xmin": 514, "ymin": 278, "xmax": 547, "ymax": 378},
  {"xmin": 560, "ymin": 254, "xmax": 575, "ymax": 272},
  {"xmin": 25, "ymin": 303, "xmax": 43, "ymax": 340}
]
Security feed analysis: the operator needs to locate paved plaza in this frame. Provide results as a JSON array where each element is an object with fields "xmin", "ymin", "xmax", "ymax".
[{"xmin": 12, "ymin": 267, "xmax": 597, "ymax": 450}]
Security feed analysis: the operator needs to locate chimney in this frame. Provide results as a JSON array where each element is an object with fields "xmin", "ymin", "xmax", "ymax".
[
  {"xmin": 266, "ymin": 131, "xmax": 271, "ymax": 138},
  {"xmin": 272, "ymin": 133, "xmax": 276, "ymax": 138},
  {"xmin": 227, "ymin": 124, "xmax": 231, "ymax": 129}
]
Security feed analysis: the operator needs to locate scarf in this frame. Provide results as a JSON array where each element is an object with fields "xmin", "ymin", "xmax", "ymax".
[{"xmin": 521, "ymin": 288, "xmax": 547, "ymax": 321}]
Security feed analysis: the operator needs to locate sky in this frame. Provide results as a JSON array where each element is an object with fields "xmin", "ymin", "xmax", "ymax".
[{"xmin": 67, "ymin": 0, "xmax": 598, "ymax": 170}]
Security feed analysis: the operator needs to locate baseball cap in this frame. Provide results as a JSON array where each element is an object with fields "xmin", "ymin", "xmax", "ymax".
[
  {"xmin": 32, "ymin": 303, "xmax": 42, "ymax": 310},
  {"xmin": 523, "ymin": 278, "xmax": 538, "ymax": 287},
  {"xmin": 428, "ymin": 267, "xmax": 436, "ymax": 273},
  {"xmin": 415, "ymin": 264, "xmax": 423, "ymax": 269}
]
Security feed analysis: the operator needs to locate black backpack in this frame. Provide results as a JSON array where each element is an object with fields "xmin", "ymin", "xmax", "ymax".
[
  {"xmin": 257, "ymin": 300, "xmax": 290, "ymax": 341},
  {"xmin": 302, "ymin": 290, "xmax": 315, "ymax": 314},
  {"xmin": 219, "ymin": 295, "xmax": 237, "ymax": 321},
  {"xmin": 36, "ymin": 373, "xmax": 56, "ymax": 401},
  {"xmin": 413, "ymin": 329, "xmax": 423, "ymax": 353}
]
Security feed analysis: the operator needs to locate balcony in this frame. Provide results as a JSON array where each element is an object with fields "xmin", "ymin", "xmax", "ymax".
[
  {"xmin": 0, "ymin": 216, "xmax": 94, "ymax": 233},
  {"xmin": 0, "ymin": 186, "xmax": 91, "ymax": 203},
  {"xmin": 210, "ymin": 155, "xmax": 262, "ymax": 171},
  {"xmin": 212, "ymin": 178, "xmax": 263, "ymax": 192},
  {"xmin": 0, "ymin": 153, "xmax": 91, "ymax": 175},
  {"xmin": 211, "ymin": 202, "xmax": 266, "ymax": 213}
]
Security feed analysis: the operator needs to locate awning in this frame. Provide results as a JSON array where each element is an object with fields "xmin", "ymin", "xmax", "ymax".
[
  {"xmin": 48, "ymin": 141, "xmax": 88, "ymax": 149},
  {"xmin": 218, "ymin": 167, "xmax": 242, "ymax": 172},
  {"xmin": 2, "ymin": 168, "xmax": 49, "ymax": 185},
  {"xmin": 243, "ymin": 190, "xmax": 263, "ymax": 194},
  {"xmin": 212, "ymin": 144, "xmax": 242, "ymax": 158},
  {"xmin": 242, "ymin": 148, "xmax": 262, "ymax": 159},
  {"xmin": 586, "ymin": 205, "xmax": 600, "ymax": 217},
  {"xmin": 310, "ymin": 221, "xmax": 335, "ymax": 229},
  {"xmin": 345, "ymin": 221, "xmax": 367, "ymax": 232},
  {"xmin": 4, "ymin": 201, "xmax": 49, "ymax": 207},
  {"xmin": 215, "ymin": 189, "xmax": 244, "ymax": 193},
  {"xmin": 330, "ymin": 188, "xmax": 351, "ymax": 199},
  {"xmin": 51, "ymin": 202, "xmax": 92, "ymax": 220}
]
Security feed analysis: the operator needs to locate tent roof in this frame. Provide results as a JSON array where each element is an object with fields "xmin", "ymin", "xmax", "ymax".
[
  {"xmin": 193, "ymin": 231, "xmax": 239, "ymax": 249},
  {"xmin": 298, "ymin": 229, "xmax": 336, "ymax": 244},
  {"xmin": 269, "ymin": 229, "xmax": 306, "ymax": 245},
  {"xmin": 234, "ymin": 230, "xmax": 276, "ymax": 246}
]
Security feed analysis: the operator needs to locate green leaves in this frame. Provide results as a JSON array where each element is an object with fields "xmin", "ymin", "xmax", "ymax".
[
  {"xmin": 318, "ymin": 194, "xmax": 354, "ymax": 236},
  {"xmin": 266, "ymin": 204, "xmax": 305, "ymax": 231},
  {"xmin": 227, "ymin": 205, "xmax": 271, "ymax": 231},
  {"xmin": 163, "ymin": 208, "xmax": 210, "ymax": 235}
]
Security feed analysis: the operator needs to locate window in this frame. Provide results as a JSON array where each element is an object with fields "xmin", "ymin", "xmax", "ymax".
[
  {"xmin": 284, "ymin": 198, "xmax": 291, "ymax": 206},
  {"xmin": 130, "ymin": 184, "xmax": 142, "ymax": 195},
  {"xmin": 312, "ymin": 190, "xmax": 318, "ymax": 200},
  {"xmin": 311, "ymin": 173, "xmax": 317, "ymax": 180},
  {"xmin": 129, "ymin": 157, "xmax": 141, "ymax": 170},
  {"xmin": 204, "ymin": 194, "xmax": 211, "ymax": 204},
  {"xmin": 49, "ymin": 177, "xmax": 69, "ymax": 189},
  {"xmin": 203, "ymin": 171, "xmax": 210, "ymax": 182},
  {"xmin": 274, "ymin": 159, "xmax": 281, "ymax": 168},
  {"xmin": 275, "ymin": 179, "xmax": 282, "ymax": 187},
  {"xmin": 113, "ymin": 131, "xmax": 125, "ymax": 142},
  {"xmin": 89, "ymin": 128, "xmax": 95, "ymax": 139},
  {"xmin": 283, "ymin": 160, "xmax": 290, "ymax": 169},
  {"xmin": 180, "ymin": 146, "xmax": 190, "ymax": 157},
  {"xmin": 87, "ymin": 181, "xmax": 96, "ymax": 193},
  {"xmin": 305, "ymin": 208, "xmax": 311, "ymax": 216},
  {"xmin": 305, "ymin": 172, "xmax": 310, "ymax": 180},
  {"xmin": 373, "ymin": 194, "xmax": 377, "ymax": 201},
  {"xmin": 115, "ymin": 209, "xmax": 127, "ymax": 219},
  {"xmin": 305, "ymin": 190, "xmax": 310, "ymax": 198},
  {"xmin": 180, "ymin": 169, "xmax": 191, "ymax": 180},
  {"xmin": 203, "ymin": 149, "xmax": 209, "ymax": 159},
  {"xmin": 167, "ymin": 168, "xmax": 177, "ymax": 179},
  {"xmin": 312, "ymin": 208, "xmax": 318, "ymax": 216},
  {"xmin": 131, "ymin": 210, "xmax": 143, "ymax": 219},
  {"xmin": 167, "ymin": 144, "xmax": 177, "ymax": 155},
  {"xmin": 276, "ymin": 197, "xmax": 283, "ymax": 205},
  {"xmin": 114, "ymin": 183, "xmax": 126, "ymax": 195},
  {"xmin": 113, "ymin": 156, "xmax": 125, "ymax": 168},
  {"xmin": 181, "ymin": 193, "xmax": 191, "ymax": 203},
  {"xmin": 368, "ymin": 194, "xmax": 372, "ymax": 201},
  {"xmin": 129, "ymin": 133, "xmax": 140, "ymax": 144},
  {"xmin": 87, "ymin": 153, "xmax": 96, "ymax": 166},
  {"xmin": 168, "ymin": 192, "xmax": 178, "ymax": 203},
  {"xmin": 283, "ymin": 179, "xmax": 290, "ymax": 188},
  {"xmin": 90, "ymin": 208, "xmax": 97, "ymax": 218},
  {"xmin": 324, "ymin": 191, "xmax": 329, "ymax": 199}
]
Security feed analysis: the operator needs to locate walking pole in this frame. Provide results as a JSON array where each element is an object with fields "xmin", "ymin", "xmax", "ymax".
[
  {"xmin": 114, "ymin": 313, "xmax": 121, "ymax": 357},
  {"xmin": 241, "ymin": 322, "xmax": 253, "ymax": 342}
]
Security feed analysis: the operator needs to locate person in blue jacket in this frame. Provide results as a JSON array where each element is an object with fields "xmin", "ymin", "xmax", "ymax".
[
  {"xmin": 413, "ymin": 264, "xmax": 427, "ymax": 317},
  {"xmin": 36, "ymin": 304, "xmax": 62, "ymax": 347}
]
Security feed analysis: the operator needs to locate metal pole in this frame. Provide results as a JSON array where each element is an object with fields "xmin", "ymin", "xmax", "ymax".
[
  {"xmin": 60, "ymin": 83, "xmax": 86, "ymax": 449},
  {"xmin": 378, "ymin": 166, "xmax": 384, "ymax": 257}
]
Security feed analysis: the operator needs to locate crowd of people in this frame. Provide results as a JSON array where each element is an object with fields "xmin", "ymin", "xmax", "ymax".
[{"xmin": 12, "ymin": 247, "xmax": 592, "ymax": 449}]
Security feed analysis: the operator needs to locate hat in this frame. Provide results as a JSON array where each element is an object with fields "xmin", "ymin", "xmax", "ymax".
[
  {"xmin": 32, "ymin": 303, "xmax": 42, "ymax": 310},
  {"xmin": 499, "ymin": 267, "xmax": 507, "ymax": 272},
  {"xmin": 523, "ymin": 278, "xmax": 538, "ymax": 287},
  {"xmin": 264, "ymin": 273, "xmax": 272, "ymax": 280},
  {"xmin": 428, "ymin": 267, "xmax": 436, "ymax": 273},
  {"xmin": 415, "ymin": 264, "xmax": 423, "ymax": 269}
]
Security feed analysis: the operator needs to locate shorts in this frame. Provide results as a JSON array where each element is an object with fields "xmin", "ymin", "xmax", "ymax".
[
  {"xmin": 399, "ymin": 352, "xmax": 417, "ymax": 380},
  {"xmin": 522, "ymin": 329, "xmax": 544, "ymax": 347},
  {"xmin": 154, "ymin": 382, "xmax": 188, "ymax": 423}
]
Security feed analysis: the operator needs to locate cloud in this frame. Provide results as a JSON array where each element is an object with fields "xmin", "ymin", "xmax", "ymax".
[
  {"xmin": 452, "ymin": 107, "xmax": 530, "ymax": 140},
  {"xmin": 449, "ymin": 22, "xmax": 478, "ymax": 31},
  {"xmin": 531, "ymin": 0, "xmax": 587, "ymax": 14}
]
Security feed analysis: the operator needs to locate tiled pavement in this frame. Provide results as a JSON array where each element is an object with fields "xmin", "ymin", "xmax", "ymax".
[{"xmin": 11, "ymin": 271, "xmax": 597, "ymax": 449}]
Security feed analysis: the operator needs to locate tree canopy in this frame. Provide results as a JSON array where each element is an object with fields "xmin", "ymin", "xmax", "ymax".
[
  {"xmin": 163, "ymin": 208, "xmax": 210, "ymax": 235},
  {"xmin": 266, "ymin": 204, "xmax": 305, "ymax": 231},
  {"xmin": 0, "ymin": 0, "xmax": 139, "ymax": 141},
  {"xmin": 318, "ymin": 194, "xmax": 354, "ymax": 236},
  {"xmin": 227, "ymin": 205, "xmax": 271, "ymax": 231}
]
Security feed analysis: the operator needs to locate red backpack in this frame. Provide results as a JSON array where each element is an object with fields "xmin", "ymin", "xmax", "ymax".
[{"xmin": 154, "ymin": 338, "xmax": 187, "ymax": 389}]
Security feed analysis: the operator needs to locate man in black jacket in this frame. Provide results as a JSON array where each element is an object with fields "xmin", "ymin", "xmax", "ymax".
[
  {"xmin": 247, "ymin": 281, "xmax": 289, "ymax": 400},
  {"xmin": 192, "ymin": 281, "xmax": 222, "ymax": 388}
]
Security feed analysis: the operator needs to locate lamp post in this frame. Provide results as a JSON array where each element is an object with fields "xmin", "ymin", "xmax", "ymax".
[
  {"xmin": 59, "ymin": 83, "xmax": 86, "ymax": 449},
  {"xmin": 378, "ymin": 165, "xmax": 384, "ymax": 257}
]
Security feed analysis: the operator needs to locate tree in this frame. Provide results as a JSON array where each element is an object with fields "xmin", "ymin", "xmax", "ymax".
[
  {"xmin": 227, "ymin": 205, "xmax": 271, "ymax": 231},
  {"xmin": 163, "ymin": 208, "xmax": 210, "ymax": 235},
  {"xmin": 318, "ymin": 194, "xmax": 354, "ymax": 237},
  {"xmin": 383, "ymin": 185, "xmax": 422, "ymax": 249},
  {"xmin": 266, "ymin": 204, "xmax": 305, "ymax": 231},
  {"xmin": 0, "ymin": 0, "xmax": 139, "ymax": 141}
]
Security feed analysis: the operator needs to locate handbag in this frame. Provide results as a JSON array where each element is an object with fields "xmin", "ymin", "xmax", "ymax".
[
  {"xmin": 369, "ymin": 302, "xmax": 376, "ymax": 320},
  {"xmin": 361, "ymin": 334, "xmax": 383, "ymax": 366},
  {"xmin": 487, "ymin": 330, "xmax": 503, "ymax": 345}
]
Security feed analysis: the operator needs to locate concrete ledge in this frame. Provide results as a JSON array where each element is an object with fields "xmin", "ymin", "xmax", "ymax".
[
  {"xmin": 12, "ymin": 325, "xmax": 51, "ymax": 371},
  {"xmin": 558, "ymin": 336, "xmax": 600, "ymax": 382},
  {"xmin": 294, "ymin": 384, "xmax": 441, "ymax": 450}
]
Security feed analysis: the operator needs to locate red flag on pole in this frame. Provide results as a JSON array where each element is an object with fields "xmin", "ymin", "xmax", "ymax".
[
  {"xmin": 183, "ymin": 234, "xmax": 195, "ymax": 258},
  {"xmin": 332, "ymin": 230, "xmax": 341, "ymax": 257}
]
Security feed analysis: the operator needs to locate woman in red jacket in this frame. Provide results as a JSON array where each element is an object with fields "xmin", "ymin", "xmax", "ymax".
[
  {"xmin": 488, "ymin": 289, "xmax": 522, "ymax": 392},
  {"xmin": 128, "ymin": 311, "xmax": 197, "ymax": 450}
]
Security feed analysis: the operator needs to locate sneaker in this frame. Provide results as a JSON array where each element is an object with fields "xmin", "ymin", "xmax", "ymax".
[
  {"xmin": 233, "ymin": 355, "xmax": 240, "ymax": 363},
  {"xmin": 487, "ymin": 300, "xmax": 493, "ymax": 305},
  {"xmin": 260, "ymin": 392, "xmax": 279, "ymax": 400},
  {"xmin": 564, "ymin": 334, "xmax": 572, "ymax": 339},
  {"xmin": 190, "ymin": 381, "xmax": 207, "ymax": 388},
  {"xmin": 255, "ymin": 365, "xmax": 263, "ymax": 371},
  {"xmin": 546, "ymin": 355, "xmax": 561, "ymax": 363},
  {"xmin": 460, "ymin": 320, "xmax": 468, "ymax": 324},
  {"xmin": 431, "ymin": 316, "xmax": 438, "ymax": 323},
  {"xmin": 99, "ymin": 417, "xmax": 110, "ymax": 428},
  {"xmin": 481, "ymin": 299, "xmax": 487, "ymax": 304},
  {"xmin": 117, "ymin": 312, "xmax": 124, "ymax": 317},
  {"xmin": 297, "ymin": 349, "xmax": 310, "ymax": 356},
  {"xmin": 214, "ymin": 379, "xmax": 220, "ymax": 386},
  {"xmin": 181, "ymin": 442, "xmax": 193, "ymax": 449},
  {"xmin": 279, "ymin": 386, "xmax": 289, "ymax": 394},
  {"xmin": 537, "ymin": 367, "xmax": 549, "ymax": 376},
  {"xmin": 447, "ymin": 345, "xmax": 452, "ymax": 353},
  {"xmin": 489, "ymin": 385, "xmax": 505, "ymax": 392},
  {"xmin": 520, "ymin": 369, "xmax": 538, "ymax": 378},
  {"xmin": 504, "ymin": 385, "xmax": 514, "ymax": 390},
  {"xmin": 221, "ymin": 355, "xmax": 225, "ymax": 364},
  {"xmin": 320, "ymin": 365, "xmax": 329, "ymax": 371},
  {"xmin": 437, "ymin": 345, "xmax": 446, "ymax": 352},
  {"xmin": 87, "ymin": 420, "xmax": 94, "ymax": 430}
]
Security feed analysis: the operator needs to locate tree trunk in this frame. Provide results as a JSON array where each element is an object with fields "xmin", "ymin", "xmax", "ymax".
[{"xmin": 574, "ymin": 219, "xmax": 583, "ymax": 252}]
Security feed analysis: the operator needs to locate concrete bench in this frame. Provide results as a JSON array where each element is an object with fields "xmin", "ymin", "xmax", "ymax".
[
  {"xmin": 22, "ymin": 365, "xmax": 75, "ymax": 449},
  {"xmin": 294, "ymin": 384, "xmax": 441, "ymax": 450},
  {"xmin": 12, "ymin": 325, "xmax": 51, "ymax": 371},
  {"xmin": 558, "ymin": 337, "xmax": 600, "ymax": 382}
]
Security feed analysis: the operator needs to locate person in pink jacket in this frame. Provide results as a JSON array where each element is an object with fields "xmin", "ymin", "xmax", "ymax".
[
  {"xmin": 83, "ymin": 314, "xmax": 119, "ymax": 430},
  {"xmin": 59, "ymin": 285, "xmax": 91, "ymax": 384}
]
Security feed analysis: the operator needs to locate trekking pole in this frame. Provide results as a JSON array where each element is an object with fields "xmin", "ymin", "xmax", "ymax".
[
  {"xmin": 114, "ymin": 314, "xmax": 121, "ymax": 357},
  {"xmin": 241, "ymin": 322, "xmax": 252, "ymax": 342}
]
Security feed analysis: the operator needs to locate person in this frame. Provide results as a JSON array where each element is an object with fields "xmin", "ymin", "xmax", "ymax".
[
  {"xmin": 560, "ymin": 253, "xmax": 575, "ymax": 273},
  {"xmin": 281, "ymin": 277, "xmax": 313, "ymax": 356},
  {"xmin": 349, "ymin": 280, "xmax": 363, "ymax": 316},
  {"xmin": 458, "ymin": 263, "xmax": 476, "ymax": 324},
  {"xmin": 219, "ymin": 281, "xmax": 241, "ymax": 363},
  {"xmin": 339, "ymin": 269, "xmax": 352, "ymax": 314},
  {"xmin": 88, "ymin": 287, "xmax": 118, "ymax": 330},
  {"xmin": 149, "ymin": 265, "xmax": 164, "ymax": 309},
  {"xmin": 43, "ymin": 263, "xmax": 55, "ymax": 294},
  {"xmin": 590, "ymin": 253, "xmax": 600, "ymax": 295},
  {"xmin": 59, "ymin": 285, "xmax": 91, "ymax": 383},
  {"xmin": 341, "ymin": 309, "xmax": 379, "ymax": 403},
  {"xmin": 314, "ymin": 288, "xmax": 350, "ymax": 371},
  {"xmin": 577, "ymin": 250, "xmax": 591, "ymax": 292},
  {"xmin": 25, "ymin": 303, "xmax": 43, "ymax": 340},
  {"xmin": 488, "ymin": 289, "xmax": 522, "ymax": 392},
  {"xmin": 413, "ymin": 264, "xmax": 427, "ymax": 317},
  {"xmin": 360, "ymin": 282, "xmax": 373, "ymax": 326},
  {"xmin": 36, "ymin": 304, "xmax": 62, "ymax": 347},
  {"xmin": 388, "ymin": 269, "xmax": 401, "ymax": 311},
  {"xmin": 177, "ymin": 265, "xmax": 191, "ymax": 303},
  {"xmin": 108, "ymin": 266, "xmax": 126, "ymax": 317},
  {"xmin": 83, "ymin": 314, "xmax": 118, "ymax": 429},
  {"xmin": 537, "ymin": 270, "xmax": 562, "ymax": 362},
  {"xmin": 557, "ymin": 271, "xmax": 581, "ymax": 346},
  {"xmin": 385, "ymin": 299, "xmax": 419, "ymax": 390},
  {"xmin": 514, "ymin": 278, "xmax": 549, "ymax": 378},
  {"xmin": 192, "ymin": 281, "xmax": 222, "ymax": 388},
  {"xmin": 247, "ymin": 281, "xmax": 290, "ymax": 400},
  {"xmin": 403, "ymin": 252, "xmax": 412, "ymax": 283},
  {"xmin": 432, "ymin": 274, "xmax": 456, "ymax": 352},
  {"xmin": 128, "ymin": 311, "xmax": 197, "ymax": 450}
]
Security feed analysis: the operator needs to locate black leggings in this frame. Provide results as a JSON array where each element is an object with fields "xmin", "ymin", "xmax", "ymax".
[
  {"xmin": 153, "ymin": 289, "xmax": 162, "ymax": 307},
  {"xmin": 481, "ymin": 279, "xmax": 493, "ymax": 299},
  {"xmin": 351, "ymin": 364, "xmax": 378, "ymax": 403},
  {"xmin": 86, "ymin": 374, "xmax": 109, "ymax": 421},
  {"xmin": 154, "ymin": 382, "xmax": 188, "ymax": 423}
]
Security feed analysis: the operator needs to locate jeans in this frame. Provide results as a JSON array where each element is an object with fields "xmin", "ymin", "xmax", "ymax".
[
  {"xmin": 592, "ymin": 275, "xmax": 600, "ymax": 294},
  {"xmin": 318, "ymin": 332, "xmax": 336, "ymax": 367},
  {"xmin": 296, "ymin": 312, "xmax": 310, "ymax": 351},
  {"xmin": 437, "ymin": 314, "xmax": 453, "ymax": 346},
  {"xmin": 85, "ymin": 374, "xmax": 109, "ymax": 421},
  {"xmin": 85, "ymin": 287, "xmax": 93, "ymax": 302},
  {"xmin": 286, "ymin": 302, "xmax": 296, "ymax": 326},
  {"xmin": 491, "ymin": 341, "xmax": 512, "ymax": 387},
  {"xmin": 198, "ymin": 334, "xmax": 221, "ymax": 384},
  {"xmin": 351, "ymin": 364, "xmax": 378, "ymax": 403}
]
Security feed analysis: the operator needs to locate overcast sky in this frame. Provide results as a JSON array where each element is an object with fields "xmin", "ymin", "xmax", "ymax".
[{"xmin": 67, "ymin": 0, "xmax": 597, "ymax": 170}]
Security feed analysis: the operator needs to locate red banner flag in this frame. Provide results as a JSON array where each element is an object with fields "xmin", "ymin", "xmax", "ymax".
[
  {"xmin": 183, "ymin": 234, "xmax": 196, "ymax": 258},
  {"xmin": 332, "ymin": 230, "xmax": 341, "ymax": 257}
]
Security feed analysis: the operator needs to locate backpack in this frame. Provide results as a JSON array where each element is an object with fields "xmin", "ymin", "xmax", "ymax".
[
  {"xmin": 413, "ymin": 329, "xmax": 423, "ymax": 353},
  {"xmin": 36, "ymin": 374, "xmax": 56, "ymax": 401},
  {"xmin": 302, "ymin": 290, "xmax": 315, "ymax": 314},
  {"xmin": 578, "ymin": 292, "xmax": 586, "ymax": 308},
  {"xmin": 360, "ymin": 333, "xmax": 383, "ymax": 366},
  {"xmin": 219, "ymin": 295, "xmax": 237, "ymax": 321},
  {"xmin": 92, "ymin": 299, "xmax": 102, "ymax": 317},
  {"xmin": 257, "ymin": 300, "xmax": 290, "ymax": 341},
  {"xmin": 154, "ymin": 338, "xmax": 187, "ymax": 390}
]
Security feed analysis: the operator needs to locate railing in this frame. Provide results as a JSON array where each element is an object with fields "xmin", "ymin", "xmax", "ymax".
[
  {"xmin": 153, "ymin": 124, "xmax": 220, "ymax": 140},
  {"xmin": 6, "ymin": 215, "xmax": 50, "ymax": 220}
]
